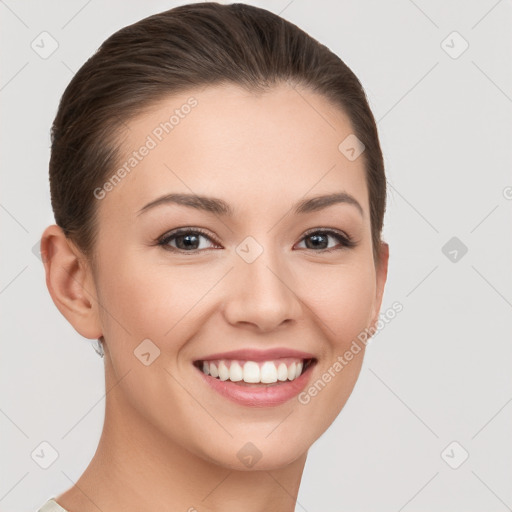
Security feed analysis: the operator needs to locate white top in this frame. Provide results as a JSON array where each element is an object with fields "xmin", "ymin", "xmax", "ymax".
[{"xmin": 37, "ymin": 498, "xmax": 69, "ymax": 512}]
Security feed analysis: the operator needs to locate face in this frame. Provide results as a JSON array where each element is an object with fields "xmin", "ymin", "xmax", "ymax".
[{"xmin": 86, "ymin": 83, "xmax": 387, "ymax": 470}]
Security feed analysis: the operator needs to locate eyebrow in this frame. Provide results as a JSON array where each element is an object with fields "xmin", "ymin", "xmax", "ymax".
[{"xmin": 136, "ymin": 191, "xmax": 364, "ymax": 217}]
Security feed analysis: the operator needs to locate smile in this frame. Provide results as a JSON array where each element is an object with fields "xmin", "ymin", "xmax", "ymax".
[
  {"xmin": 195, "ymin": 357, "xmax": 315, "ymax": 384},
  {"xmin": 193, "ymin": 350, "xmax": 318, "ymax": 407}
]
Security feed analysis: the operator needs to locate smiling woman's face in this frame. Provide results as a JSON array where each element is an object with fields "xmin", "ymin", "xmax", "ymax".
[{"xmin": 87, "ymin": 82, "xmax": 388, "ymax": 470}]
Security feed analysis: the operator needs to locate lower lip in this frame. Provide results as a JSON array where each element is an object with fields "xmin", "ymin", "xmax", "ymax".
[{"xmin": 195, "ymin": 361, "xmax": 316, "ymax": 407}]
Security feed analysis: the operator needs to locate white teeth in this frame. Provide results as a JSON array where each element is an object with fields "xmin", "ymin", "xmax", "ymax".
[
  {"xmin": 295, "ymin": 361, "xmax": 303, "ymax": 379},
  {"xmin": 260, "ymin": 361, "xmax": 278, "ymax": 383},
  {"xmin": 229, "ymin": 361, "xmax": 243, "ymax": 382},
  {"xmin": 218, "ymin": 361, "xmax": 229, "ymax": 381},
  {"xmin": 287, "ymin": 362, "xmax": 296, "ymax": 380},
  {"xmin": 243, "ymin": 361, "xmax": 260, "ymax": 383},
  {"xmin": 198, "ymin": 358, "xmax": 311, "ymax": 384},
  {"xmin": 277, "ymin": 363, "xmax": 288, "ymax": 381}
]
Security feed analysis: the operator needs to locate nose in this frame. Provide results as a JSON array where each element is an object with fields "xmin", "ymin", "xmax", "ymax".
[{"xmin": 222, "ymin": 248, "xmax": 302, "ymax": 333}]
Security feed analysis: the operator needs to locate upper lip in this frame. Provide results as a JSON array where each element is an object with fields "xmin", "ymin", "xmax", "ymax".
[{"xmin": 195, "ymin": 348, "xmax": 316, "ymax": 362}]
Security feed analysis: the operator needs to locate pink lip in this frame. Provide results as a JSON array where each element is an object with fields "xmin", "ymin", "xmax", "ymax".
[
  {"xmin": 195, "ymin": 360, "xmax": 317, "ymax": 407},
  {"xmin": 195, "ymin": 347, "xmax": 315, "ymax": 362}
]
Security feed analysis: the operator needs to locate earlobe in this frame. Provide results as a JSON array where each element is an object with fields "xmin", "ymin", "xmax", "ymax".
[{"xmin": 40, "ymin": 224, "xmax": 103, "ymax": 340}]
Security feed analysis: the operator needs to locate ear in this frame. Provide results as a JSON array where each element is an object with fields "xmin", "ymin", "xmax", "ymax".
[
  {"xmin": 369, "ymin": 241, "xmax": 389, "ymax": 331},
  {"xmin": 40, "ymin": 224, "xmax": 103, "ymax": 339}
]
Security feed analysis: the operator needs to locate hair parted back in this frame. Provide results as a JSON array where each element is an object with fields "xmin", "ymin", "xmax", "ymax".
[{"xmin": 49, "ymin": 1, "xmax": 386, "ymax": 265}]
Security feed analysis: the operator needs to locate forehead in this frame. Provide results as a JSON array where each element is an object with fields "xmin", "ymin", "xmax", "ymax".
[{"xmin": 99, "ymin": 83, "xmax": 369, "ymax": 222}]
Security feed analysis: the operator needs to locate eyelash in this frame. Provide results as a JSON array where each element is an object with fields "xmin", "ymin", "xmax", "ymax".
[{"xmin": 156, "ymin": 227, "xmax": 357, "ymax": 254}]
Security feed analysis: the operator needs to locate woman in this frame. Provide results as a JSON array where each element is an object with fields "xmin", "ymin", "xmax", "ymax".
[{"xmin": 38, "ymin": 2, "xmax": 388, "ymax": 510}]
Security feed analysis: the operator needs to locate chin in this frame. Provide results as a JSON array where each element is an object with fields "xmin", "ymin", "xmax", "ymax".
[{"xmin": 195, "ymin": 433, "xmax": 312, "ymax": 472}]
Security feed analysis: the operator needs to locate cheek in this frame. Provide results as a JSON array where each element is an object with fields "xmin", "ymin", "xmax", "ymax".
[
  {"xmin": 97, "ymin": 251, "xmax": 200, "ymax": 334},
  {"xmin": 304, "ymin": 260, "xmax": 377, "ymax": 347},
  {"xmin": 295, "ymin": 261, "xmax": 375, "ymax": 420}
]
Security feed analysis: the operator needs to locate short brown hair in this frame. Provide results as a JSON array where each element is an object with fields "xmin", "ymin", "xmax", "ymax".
[{"xmin": 49, "ymin": 2, "xmax": 386, "ymax": 265}]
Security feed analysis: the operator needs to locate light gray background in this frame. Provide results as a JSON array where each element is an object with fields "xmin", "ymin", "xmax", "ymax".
[{"xmin": 1, "ymin": 1, "xmax": 511, "ymax": 511}]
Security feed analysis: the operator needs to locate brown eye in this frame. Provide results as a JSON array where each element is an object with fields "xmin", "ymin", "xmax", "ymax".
[
  {"xmin": 158, "ymin": 228, "xmax": 220, "ymax": 253},
  {"xmin": 296, "ymin": 230, "xmax": 356, "ymax": 252}
]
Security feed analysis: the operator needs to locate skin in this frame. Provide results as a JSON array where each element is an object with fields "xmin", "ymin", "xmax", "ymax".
[{"xmin": 41, "ymin": 82, "xmax": 388, "ymax": 512}]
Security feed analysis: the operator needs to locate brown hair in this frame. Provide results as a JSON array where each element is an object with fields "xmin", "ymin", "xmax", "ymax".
[{"xmin": 49, "ymin": 2, "xmax": 386, "ymax": 265}]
